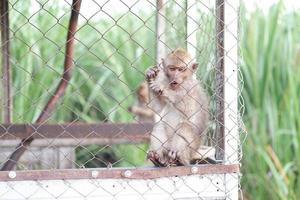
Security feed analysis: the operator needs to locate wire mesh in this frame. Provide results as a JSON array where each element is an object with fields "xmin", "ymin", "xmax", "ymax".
[{"xmin": 0, "ymin": 0, "xmax": 245, "ymax": 199}]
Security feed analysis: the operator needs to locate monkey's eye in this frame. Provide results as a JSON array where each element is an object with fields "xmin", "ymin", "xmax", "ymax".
[
  {"xmin": 178, "ymin": 67, "xmax": 186, "ymax": 72},
  {"xmin": 169, "ymin": 67, "xmax": 176, "ymax": 71}
]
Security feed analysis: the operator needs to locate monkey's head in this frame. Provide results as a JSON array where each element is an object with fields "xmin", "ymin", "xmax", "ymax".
[{"xmin": 162, "ymin": 48, "xmax": 198, "ymax": 90}]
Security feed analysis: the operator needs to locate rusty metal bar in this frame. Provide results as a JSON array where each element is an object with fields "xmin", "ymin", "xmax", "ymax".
[
  {"xmin": 215, "ymin": 0, "xmax": 225, "ymax": 160},
  {"xmin": 0, "ymin": 164, "xmax": 239, "ymax": 181},
  {"xmin": 0, "ymin": 0, "xmax": 11, "ymax": 123},
  {"xmin": 0, "ymin": 122, "xmax": 152, "ymax": 141},
  {"xmin": 1, "ymin": 0, "xmax": 82, "ymax": 171}
]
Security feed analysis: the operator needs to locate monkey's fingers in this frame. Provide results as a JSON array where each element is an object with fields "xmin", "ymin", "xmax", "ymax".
[
  {"xmin": 146, "ymin": 151, "xmax": 166, "ymax": 167},
  {"xmin": 127, "ymin": 106, "xmax": 133, "ymax": 112},
  {"xmin": 152, "ymin": 66, "xmax": 159, "ymax": 73},
  {"xmin": 145, "ymin": 71, "xmax": 156, "ymax": 81},
  {"xmin": 168, "ymin": 150, "xmax": 177, "ymax": 160},
  {"xmin": 166, "ymin": 150, "xmax": 180, "ymax": 166},
  {"xmin": 149, "ymin": 157, "xmax": 165, "ymax": 167},
  {"xmin": 145, "ymin": 66, "xmax": 160, "ymax": 81},
  {"xmin": 149, "ymin": 82, "xmax": 163, "ymax": 95},
  {"xmin": 153, "ymin": 88, "xmax": 163, "ymax": 96}
]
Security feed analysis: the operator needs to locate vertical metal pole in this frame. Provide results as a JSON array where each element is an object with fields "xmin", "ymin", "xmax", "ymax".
[
  {"xmin": 152, "ymin": 0, "xmax": 166, "ymax": 123},
  {"xmin": 155, "ymin": 0, "xmax": 165, "ymax": 64},
  {"xmin": 0, "ymin": 0, "xmax": 11, "ymax": 123},
  {"xmin": 223, "ymin": 0, "xmax": 239, "ymax": 199},
  {"xmin": 186, "ymin": 0, "xmax": 198, "ymax": 58},
  {"xmin": 215, "ymin": 0, "xmax": 225, "ymax": 161},
  {"xmin": 224, "ymin": 0, "xmax": 239, "ymax": 166}
]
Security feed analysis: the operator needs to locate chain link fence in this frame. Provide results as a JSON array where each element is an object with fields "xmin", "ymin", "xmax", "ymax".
[{"xmin": 0, "ymin": 0, "xmax": 245, "ymax": 199}]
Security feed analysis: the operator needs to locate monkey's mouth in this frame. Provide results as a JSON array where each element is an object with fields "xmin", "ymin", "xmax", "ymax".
[{"xmin": 170, "ymin": 81, "xmax": 179, "ymax": 89}]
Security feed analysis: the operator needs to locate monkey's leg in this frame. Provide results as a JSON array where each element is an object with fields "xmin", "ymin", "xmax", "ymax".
[
  {"xmin": 168, "ymin": 123, "xmax": 198, "ymax": 166},
  {"xmin": 168, "ymin": 136, "xmax": 191, "ymax": 166},
  {"xmin": 128, "ymin": 106, "xmax": 154, "ymax": 117},
  {"xmin": 147, "ymin": 122, "xmax": 169, "ymax": 166}
]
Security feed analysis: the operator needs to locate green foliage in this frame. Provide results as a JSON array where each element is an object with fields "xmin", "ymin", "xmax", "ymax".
[
  {"xmin": 240, "ymin": 2, "xmax": 300, "ymax": 199},
  {"xmin": 5, "ymin": 0, "xmax": 215, "ymax": 168},
  {"xmin": 7, "ymin": 0, "xmax": 155, "ymax": 167},
  {"xmin": 8, "ymin": 0, "xmax": 156, "ymax": 124}
]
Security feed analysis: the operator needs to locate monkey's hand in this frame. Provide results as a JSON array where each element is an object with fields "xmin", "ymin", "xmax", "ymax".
[
  {"xmin": 145, "ymin": 66, "xmax": 160, "ymax": 81},
  {"xmin": 149, "ymin": 80, "xmax": 163, "ymax": 95}
]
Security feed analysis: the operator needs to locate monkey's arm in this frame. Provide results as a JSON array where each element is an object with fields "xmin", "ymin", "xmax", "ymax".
[
  {"xmin": 148, "ymin": 76, "xmax": 177, "ymax": 103},
  {"xmin": 147, "ymin": 70, "xmax": 166, "ymax": 93},
  {"xmin": 128, "ymin": 106, "xmax": 154, "ymax": 117},
  {"xmin": 146, "ymin": 66, "xmax": 174, "ymax": 101}
]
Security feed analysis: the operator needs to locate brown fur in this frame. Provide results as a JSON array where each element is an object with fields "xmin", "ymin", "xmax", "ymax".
[
  {"xmin": 128, "ymin": 81, "xmax": 154, "ymax": 122},
  {"xmin": 146, "ymin": 48, "xmax": 209, "ymax": 166}
]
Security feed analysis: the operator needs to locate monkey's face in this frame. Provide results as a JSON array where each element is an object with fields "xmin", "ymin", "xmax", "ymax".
[
  {"xmin": 162, "ymin": 50, "xmax": 198, "ymax": 90},
  {"xmin": 164, "ymin": 64, "xmax": 192, "ymax": 90},
  {"xmin": 163, "ymin": 60, "xmax": 198, "ymax": 90}
]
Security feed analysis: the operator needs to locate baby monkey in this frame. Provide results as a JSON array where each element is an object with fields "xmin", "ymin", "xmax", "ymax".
[
  {"xmin": 128, "ymin": 81, "xmax": 154, "ymax": 122},
  {"xmin": 146, "ymin": 48, "xmax": 209, "ymax": 166}
]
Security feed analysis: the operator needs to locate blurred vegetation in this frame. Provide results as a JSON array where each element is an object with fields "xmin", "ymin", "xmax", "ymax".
[
  {"xmin": 240, "ymin": 2, "xmax": 300, "ymax": 200},
  {"xmin": 1, "ymin": 0, "xmax": 300, "ymax": 199},
  {"xmin": 4, "ymin": 0, "xmax": 216, "ymax": 168}
]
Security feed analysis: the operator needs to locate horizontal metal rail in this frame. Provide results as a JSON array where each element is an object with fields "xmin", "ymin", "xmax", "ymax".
[
  {"xmin": 0, "ymin": 123, "xmax": 152, "ymax": 142},
  {"xmin": 0, "ymin": 164, "xmax": 239, "ymax": 181}
]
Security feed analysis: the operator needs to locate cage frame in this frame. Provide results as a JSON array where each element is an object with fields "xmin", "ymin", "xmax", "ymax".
[{"xmin": 0, "ymin": 0, "xmax": 240, "ymax": 199}]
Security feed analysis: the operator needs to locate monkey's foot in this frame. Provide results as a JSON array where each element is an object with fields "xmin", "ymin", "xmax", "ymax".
[
  {"xmin": 168, "ymin": 150, "xmax": 177, "ymax": 160},
  {"xmin": 167, "ymin": 150, "xmax": 184, "ymax": 166},
  {"xmin": 146, "ymin": 151, "xmax": 167, "ymax": 167}
]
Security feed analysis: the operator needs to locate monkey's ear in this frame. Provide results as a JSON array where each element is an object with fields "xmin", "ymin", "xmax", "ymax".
[{"xmin": 191, "ymin": 63, "xmax": 198, "ymax": 70}]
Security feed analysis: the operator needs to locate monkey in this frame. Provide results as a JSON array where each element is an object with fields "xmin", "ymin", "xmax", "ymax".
[
  {"xmin": 128, "ymin": 79, "xmax": 167, "ymax": 123},
  {"xmin": 128, "ymin": 81, "xmax": 154, "ymax": 122},
  {"xmin": 145, "ymin": 48, "xmax": 209, "ymax": 166}
]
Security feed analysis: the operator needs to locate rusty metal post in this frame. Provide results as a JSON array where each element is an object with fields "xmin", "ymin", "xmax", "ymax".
[
  {"xmin": 215, "ymin": 0, "xmax": 225, "ymax": 160},
  {"xmin": 0, "ymin": 0, "xmax": 11, "ymax": 123},
  {"xmin": 1, "ymin": 0, "xmax": 82, "ymax": 171}
]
